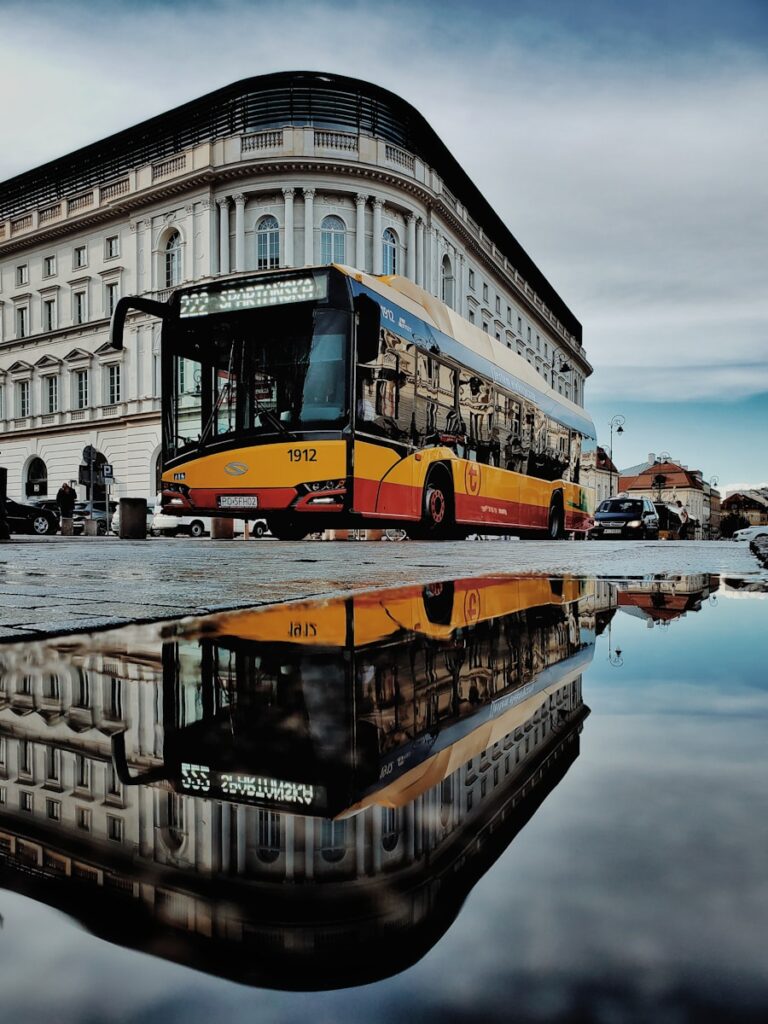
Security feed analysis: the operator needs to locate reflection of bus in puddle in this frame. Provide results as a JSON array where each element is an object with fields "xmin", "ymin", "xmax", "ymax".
[{"xmin": 0, "ymin": 576, "xmax": 593, "ymax": 989}]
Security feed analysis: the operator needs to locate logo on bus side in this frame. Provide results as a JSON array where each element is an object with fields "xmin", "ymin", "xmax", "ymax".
[
  {"xmin": 224, "ymin": 462, "xmax": 249, "ymax": 477},
  {"xmin": 465, "ymin": 462, "xmax": 481, "ymax": 496}
]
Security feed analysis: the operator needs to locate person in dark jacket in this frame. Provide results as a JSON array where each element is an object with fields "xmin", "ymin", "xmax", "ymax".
[{"xmin": 56, "ymin": 482, "xmax": 76, "ymax": 534}]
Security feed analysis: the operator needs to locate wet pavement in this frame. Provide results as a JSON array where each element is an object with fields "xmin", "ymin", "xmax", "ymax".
[
  {"xmin": 0, "ymin": 571, "xmax": 766, "ymax": 1023},
  {"xmin": 0, "ymin": 537, "xmax": 761, "ymax": 641}
]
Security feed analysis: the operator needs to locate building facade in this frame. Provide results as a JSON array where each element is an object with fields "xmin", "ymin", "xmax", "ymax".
[
  {"xmin": 581, "ymin": 445, "xmax": 618, "ymax": 505},
  {"xmin": 0, "ymin": 72, "xmax": 590, "ymax": 504}
]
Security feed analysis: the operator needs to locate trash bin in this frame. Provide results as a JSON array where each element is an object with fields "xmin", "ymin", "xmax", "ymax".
[
  {"xmin": 119, "ymin": 497, "xmax": 148, "ymax": 540},
  {"xmin": 211, "ymin": 517, "xmax": 234, "ymax": 540}
]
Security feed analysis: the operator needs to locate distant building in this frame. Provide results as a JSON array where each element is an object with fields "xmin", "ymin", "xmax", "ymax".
[
  {"xmin": 721, "ymin": 489, "xmax": 768, "ymax": 526},
  {"xmin": 581, "ymin": 445, "xmax": 618, "ymax": 504},
  {"xmin": 619, "ymin": 458, "xmax": 705, "ymax": 537}
]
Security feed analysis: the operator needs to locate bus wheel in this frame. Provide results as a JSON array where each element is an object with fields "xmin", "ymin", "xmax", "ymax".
[
  {"xmin": 270, "ymin": 521, "xmax": 309, "ymax": 541},
  {"xmin": 419, "ymin": 469, "xmax": 454, "ymax": 539},
  {"xmin": 547, "ymin": 496, "xmax": 565, "ymax": 539}
]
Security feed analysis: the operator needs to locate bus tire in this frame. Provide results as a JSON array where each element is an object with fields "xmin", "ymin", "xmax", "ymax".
[
  {"xmin": 270, "ymin": 521, "xmax": 309, "ymax": 541},
  {"xmin": 416, "ymin": 466, "xmax": 455, "ymax": 540},
  {"xmin": 547, "ymin": 494, "xmax": 565, "ymax": 540}
]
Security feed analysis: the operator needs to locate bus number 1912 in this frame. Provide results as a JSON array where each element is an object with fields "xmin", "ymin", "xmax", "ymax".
[{"xmin": 288, "ymin": 448, "xmax": 317, "ymax": 462}]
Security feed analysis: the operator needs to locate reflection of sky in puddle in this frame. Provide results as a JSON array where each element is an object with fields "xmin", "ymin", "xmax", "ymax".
[{"xmin": 0, "ymin": 574, "xmax": 766, "ymax": 1023}]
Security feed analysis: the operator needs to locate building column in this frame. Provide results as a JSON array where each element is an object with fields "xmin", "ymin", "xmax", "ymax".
[
  {"xmin": 355, "ymin": 193, "xmax": 368, "ymax": 271},
  {"xmin": 458, "ymin": 252, "xmax": 466, "ymax": 316},
  {"xmin": 406, "ymin": 214, "xmax": 416, "ymax": 281},
  {"xmin": 282, "ymin": 188, "xmax": 295, "ymax": 267},
  {"xmin": 218, "ymin": 198, "xmax": 230, "ymax": 275},
  {"xmin": 183, "ymin": 204, "xmax": 196, "ymax": 281},
  {"xmin": 233, "ymin": 194, "xmax": 246, "ymax": 272},
  {"xmin": 372, "ymin": 199, "xmax": 383, "ymax": 275},
  {"xmin": 416, "ymin": 217, "xmax": 425, "ymax": 288},
  {"xmin": 202, "ymin": 197, "xmax": 217, "ymax": 276},
  {"xmin": 303, "ymin": 188, "xmax": 315, "ymax": 266},
  {"xmin": 432, "ymin": 228, "xmax": 441, "ymax": 297}
]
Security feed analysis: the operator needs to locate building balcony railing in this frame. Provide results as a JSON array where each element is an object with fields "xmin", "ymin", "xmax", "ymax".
[{"xmin": 241, "ymin": 130, "xmax": 283, "ymax": 153}]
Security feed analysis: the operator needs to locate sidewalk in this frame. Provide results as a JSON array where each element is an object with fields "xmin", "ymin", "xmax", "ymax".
[{"xmin": 0, "ymin": 536, "xmax": 761, "ymax": 642}]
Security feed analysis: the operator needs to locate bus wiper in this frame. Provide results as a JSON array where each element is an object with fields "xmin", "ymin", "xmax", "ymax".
[
  {"xmin": 252, "ymin": 393, "xmax": 292, "ymax": 435},
  {"xmin": 199, "ymin": 339, "xmax": 236, "ymax": 445}
]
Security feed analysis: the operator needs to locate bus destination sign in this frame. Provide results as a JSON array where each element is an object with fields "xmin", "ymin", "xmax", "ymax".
[{"xmin": 179, "ymin": 276, "xmax": 327, "ymax": 317}]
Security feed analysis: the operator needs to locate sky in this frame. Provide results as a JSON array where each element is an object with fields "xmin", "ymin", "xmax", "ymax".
[{"xmin": 1, "ymin": 0, "xmax": 766, "ymax": 490}]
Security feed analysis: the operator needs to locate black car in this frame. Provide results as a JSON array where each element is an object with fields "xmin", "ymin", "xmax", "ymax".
[
  {"xmin": 592, "ymin": 497, "xmax": 660, "ymax": 539},
  {"xmin": 4, "ymin": 498, "xmax": 59, "ymax": 536}
]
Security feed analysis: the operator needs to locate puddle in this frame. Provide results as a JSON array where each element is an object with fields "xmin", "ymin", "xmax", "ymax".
[{"xmin": 0, "ymin": 573, "xmax": 766, "ymax": 1021}]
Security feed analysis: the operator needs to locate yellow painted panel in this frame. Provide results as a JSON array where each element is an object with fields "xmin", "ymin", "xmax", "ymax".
[
  {"xmin": 163, "ymin": 440, "xmax": 347, "ymax": 489},
  {"xmin": 213, "ymin": 598, "xmax": 348, "ymax": 647}
]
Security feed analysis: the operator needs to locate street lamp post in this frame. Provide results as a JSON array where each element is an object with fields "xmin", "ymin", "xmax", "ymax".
[{"xmin": 608, "ymin": 415, "xmax": 625, "ymax": 496}]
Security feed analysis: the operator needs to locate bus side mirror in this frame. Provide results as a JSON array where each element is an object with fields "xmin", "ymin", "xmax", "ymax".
[
  {"xmin": 110, "ymin": 295, "xmax": 173, "ymax": 349},
  {"xmin": 354, "ymin": 294, "xmax": 380, "ymax": 364}
]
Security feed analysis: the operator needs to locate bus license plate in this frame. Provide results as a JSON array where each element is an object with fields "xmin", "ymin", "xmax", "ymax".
[{"xmin": 219, "ymin": 496, "xmax": 259, "ymax": 509}]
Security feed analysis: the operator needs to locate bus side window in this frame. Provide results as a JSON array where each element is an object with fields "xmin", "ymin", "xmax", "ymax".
[{"xmin": 356, "ymin": 328, "xmax": 414, "ymax": 443}]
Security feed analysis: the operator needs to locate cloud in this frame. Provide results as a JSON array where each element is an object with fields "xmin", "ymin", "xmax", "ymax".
[{"xmin": 1, "ymin": 0, "xmax": 766, "ymax": 403}]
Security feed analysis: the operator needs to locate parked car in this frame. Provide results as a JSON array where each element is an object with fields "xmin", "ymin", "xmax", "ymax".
[
  {"xmin": 72, "ymin": 501, "xmax": 118, "ymax": 536},
  {"xmin": 733, "ymin": 525, "xmax": 768, "ymax": 543},
  {"xmin": 591, "ymin": 497, "xmax": 660, "ymax": 539},
  {"xmin": 110, "ymin": 504, "xmax": 157, "ymax": 536},
  {"xmin": 150, "ymin": 510, "xmax": 269, "ymax": 538},
  {"xmin": 4, "ymin": 497, "xmax": 59, "ymax": 535}
]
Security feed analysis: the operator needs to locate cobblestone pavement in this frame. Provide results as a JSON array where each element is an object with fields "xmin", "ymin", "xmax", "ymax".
[{"xmin": 0, "ymin": 535, "xmax": 761, "ymax": 642}]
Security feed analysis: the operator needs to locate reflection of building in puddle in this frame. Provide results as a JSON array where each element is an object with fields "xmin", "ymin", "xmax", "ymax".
[
  {"xmin": 614, "ymin": 574, "xmax": 719, "ymax": 627},
  {"xmin": 0, "ymin": 576, "xmax": 593, "ymax": 988}
]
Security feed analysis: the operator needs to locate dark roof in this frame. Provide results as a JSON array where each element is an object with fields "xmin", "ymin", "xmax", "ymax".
[{"xmin": 0, "ymin": 71, "xmax": 581, "ymax": 343}]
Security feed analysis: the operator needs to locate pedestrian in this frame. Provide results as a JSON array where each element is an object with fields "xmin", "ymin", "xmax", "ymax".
[
  {"xmin": 56, "ymin": 482, "xmax": 76, "ymax": 536},
  {"xmin": 676, "ymin": 499, "xmax": 690, "ymax": 540}
]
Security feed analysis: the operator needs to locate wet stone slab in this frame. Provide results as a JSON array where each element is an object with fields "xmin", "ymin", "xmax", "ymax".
[{"xmin": 0, "ymin": 536, "xmax": 762, "ymax": 642}]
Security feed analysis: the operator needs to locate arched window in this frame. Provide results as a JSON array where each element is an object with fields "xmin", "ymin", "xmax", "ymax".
[
  {"xmin": 382, "ymin": 228, "xmax": 398, "ymax": 275},
  {"xmin": 256, "ymin": 215, "xmax": 280, "ymax": 270},
  {"xmin": 26, "ymin": 456, "xmax": 48, "ymax": 498},
  {"xmin": 320, "ymin": 216, "xmax": 346, "ymax": 265},
  {"xmin": 441, "ymin": 255, "xmax": 454, "ymax": 308},
  {"xmin": 320, "ymin": 818, "xmax": 347, "ymax": 863},
  {"xmin": 165, "ymin": 231, "xmax": 182, "ymax": 288}
]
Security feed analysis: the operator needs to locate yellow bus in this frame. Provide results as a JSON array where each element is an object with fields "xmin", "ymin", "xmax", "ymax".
[{"xmin": 112, "ymin": 266, "xmax": 596, "ymax": 539}]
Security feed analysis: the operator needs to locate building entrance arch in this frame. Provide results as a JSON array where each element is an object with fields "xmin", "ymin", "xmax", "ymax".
[{"xmin": 25, "ymin": 456, "xmax": 48, "ymax": 498}]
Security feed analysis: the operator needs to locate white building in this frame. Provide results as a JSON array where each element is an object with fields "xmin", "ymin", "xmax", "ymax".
[{"xmin": 0, "ymin": 71, "xmax": 591, "ymax": 505}]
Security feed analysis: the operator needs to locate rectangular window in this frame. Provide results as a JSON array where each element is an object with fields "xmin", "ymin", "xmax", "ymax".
[
  {"xmin": 107, "ymin": 815, "xmax": 123, "ymax": 842},
  {"xmin": 46, "ymin": 798, "xmax": 61, "ymax": 821},
  {"xmin": 107, "ymin": 365, "xmax": 121, "ymax": 405},
  {"xmin": 75, "ymin": 755, "xmax": 90, "ymax": 790},
  {"xmin": 482, "ymin": 320, "xmax": 489, "ymax": 334},
  {"xmin": 76, "ymin": 370, "xmax": 89, "ymax": 409},
  {"xmin": 43, "ymin": 255, "xmax": 56, "ymax": 277},
  {"xmin": 507, "ymin": 305, "xmax": 512, "ymax": 324},
  {"xmin": 0, "ymin": 788, "xmax": 5, "ymax": 805},
  {"xmin": 74, "ymin": 290, "xmax": 86, "ymax": 325},
  {"xmin": 17, "ymin": 380, "xmax": 30, "ymax": 418},
  {"xmin": 16, "ymin": 306, "xmax": 29, "ymax": 339},
  {"xmin": 106, "ymin": 282, "xmax": 119, "ymax": 317},
  {"xmin": 16, "ymin": 264, "xmax": 29, "ymax": 286},
  {"xmin": 468, "ymin": 269, "xmax": 475, "ymax": 289},
  {"xmin": 468, "ymin": 309, "xmax": 475, "ymax": 324},
  {"xmin": 74, "ymin": 245, "xmax": 87, "ymax": 268},
  {"xmin": 105, "ymin": 235, "xmax": 119, "ymax": 259},
  {"xmin": 527, "ymin": 326, "xmax": 531, "ymax": 342},
  {"xmin": 495, "ymin": 296, "xmax": 501, "ymax": 314},
  {"xmin": 106, "ymin": 763, "xmax": 122, "ymax": 798},
  {"xmin": 482, "ymin": 283, "xmax": 488, "ymax": 302},
  {"xmin": 45, "ymin": 746, "xmax": 60, "ymax": 782},
  {"xmin": 517, "ymin": 316, "xmax": 522, "ymax": 334},
  {"xmin": 19, "ymin": 740, "xmax": 32, "ymax": 775},
  {"xmin": 43, "ymin": 298, "xmax": 56, "ymax": 333},
  {"xmin": 0, "ymin": 737, "xmax": 6, "ymax": 770},
  {"xmin": 45, "ymin": 375, "xmax": 59, "ymax": 414},
  {"xmin": 77, "ymin": 807, "xmax": 91, "ymax": 831},
  {"xmin": 536, "ymin": 334, "xmax": 540, "ymax": 351},
  {"xmin": 21, "ymin": 791, "xmax": 33, "ymax": 813}
]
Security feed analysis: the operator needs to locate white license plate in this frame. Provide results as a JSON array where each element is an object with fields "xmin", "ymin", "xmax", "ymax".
[
  {"xmin": 218, "ymin": 495, "xmax": 259, "ymax": 509},
  {"xmin": 603, "ymin": 528, "xmax": 622, "ymax": 534}
]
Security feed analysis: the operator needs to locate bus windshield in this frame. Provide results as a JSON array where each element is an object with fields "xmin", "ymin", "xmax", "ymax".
[{"xmin": 167, "ymin": 304, "xmax": 350, "ymax": 455}]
